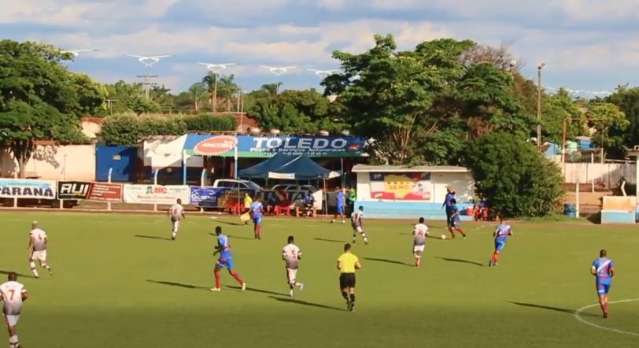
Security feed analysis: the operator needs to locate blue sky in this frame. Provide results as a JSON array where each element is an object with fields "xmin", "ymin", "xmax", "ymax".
[{"xmin": 2, "ymin": 0, "xmax": 638, "ymax": 95}]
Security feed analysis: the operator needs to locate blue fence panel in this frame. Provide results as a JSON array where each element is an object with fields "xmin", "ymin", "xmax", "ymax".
[
  {"xmin": 355, "ymin": 201, "xmax": 474, "ymax": 220},
  {"xmin": 96, "ymin": 146, "xmax": 137, "ymax": 182}
]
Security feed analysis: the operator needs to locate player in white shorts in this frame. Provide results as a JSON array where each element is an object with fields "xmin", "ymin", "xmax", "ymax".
[
  {"xmin": 0, "ymin": 272, "xmax": 29, "ymax": 348},
  {"xmin": 169, "ymin": 199, "xmax": 185, "ymax": 240},
  {"xmin": 350, "ymin": 206, "xmax": 368, "ymax": 245},
  {"xmin": 28, "ymin": 221, "xmax": 52, "ymax": 278},
  {"xmin": 413, "ymin": 217, "xmax": 429, "ymax": 267},
  {"xmin": 282, "ymin": 236, "xmax": 304, "ymax": 297}
]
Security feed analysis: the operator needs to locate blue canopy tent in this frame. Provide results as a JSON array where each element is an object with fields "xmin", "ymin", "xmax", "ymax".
[{"xmin": 238, "ymin": 153, "xmax": 338, "ymax": 180}]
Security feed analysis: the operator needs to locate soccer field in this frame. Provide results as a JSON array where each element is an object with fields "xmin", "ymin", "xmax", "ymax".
[{"xmin": 1, "ymin": 212, "xmax": 638, "ymax": 348}]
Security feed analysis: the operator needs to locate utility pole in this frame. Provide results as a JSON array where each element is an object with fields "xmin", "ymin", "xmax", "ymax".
[
  {"xmin": 136, "ymin": 74, "xmax": 158, "ymax": 100},
  {"xmin": 537, "ymin": 63, "xmax": 545, "ymax": 151},
  {"xmin": 213, "ymin": 73, "xmax": 218, "ymax": 113},
  {"xmin": 105, "ymin": 99, "xmax": 118, "ymax": 115}
]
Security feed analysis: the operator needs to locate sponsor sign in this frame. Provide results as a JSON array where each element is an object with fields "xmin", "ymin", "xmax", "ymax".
[
  {"xmin": 57, "ymin": 181, "xmax": 92, "ymax": 199},
  {"xmin": 193, "ymin": 135, "xmax": 237, "ymax": 156},
  {"xmin": 190, "ymin": 186, "xmax": 248, "ymax": 208},
  {"xmin": 369, "ymin": 173, "xmax": 432, "ymax": 201},
  {"xmin": 88, "ymin": 183, "xmax": 123, "ymax": 202},
  {"xmin": 184, "ymin": 135, "xmax": 366, "ymax": 158},
  {"xmin": 123, "ymin": 185, "xmax": 191, "ymax": 205},
  {"xmin": 0, "ymin": 179, "xmax": 56, "ymax": 199}
]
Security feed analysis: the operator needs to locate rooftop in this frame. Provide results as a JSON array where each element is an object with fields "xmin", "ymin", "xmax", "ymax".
[{"xmin": 352, "ymin": 164, "xmax": 470, "ymax": 173}]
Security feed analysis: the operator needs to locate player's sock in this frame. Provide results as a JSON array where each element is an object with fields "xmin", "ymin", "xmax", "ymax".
[
  {"xmin": 171, "ymin": 232, "xmax": 176, "ymax": 240},
  {"xmin": 214, "ymin": 270, "xmax": 222, "ymax": 289},
  {"xmin": 362, "ymin": 234, "xmax": 368, "ymax": 244},
  {"xmin": 230, "ymin": 271, "xmax": 244, "ymax": 286},
  {"xmin": 9, "ymin": 335, "xmax": 18, "ymax": 347},
  {"xmin": 341, "ymin": 291, "xmax": 349, "ymax": 301},
  {"xmin": 31, "ymin": 265, "xmax": 39, "ymax": 278}
]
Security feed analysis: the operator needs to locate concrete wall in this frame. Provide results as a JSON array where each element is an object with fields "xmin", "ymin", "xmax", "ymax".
[
  {"xmin": 1, "ymin": 144, "xmax": 96, "ymax": 181},
  {"xmin": 563, "ymin": 162, "xmax": 636, "ymax": 188}
]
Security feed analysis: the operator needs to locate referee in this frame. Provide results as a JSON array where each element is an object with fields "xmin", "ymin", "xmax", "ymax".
[{"xmin": 337, "ymin": 243, "xmax": 362, "ymax": 311}]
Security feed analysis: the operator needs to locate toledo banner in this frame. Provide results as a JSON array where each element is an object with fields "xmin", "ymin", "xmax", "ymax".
[
  {"xmin": 0, "ymin": 179, "xmax": 56, "ymax": 199},
  {"xmin": 123, "ymin": 185, "xmax": 191, "ymax": 205},
  {"xmin": 369, "ymin": 173, "xmax": 431, "ymax": 201}
]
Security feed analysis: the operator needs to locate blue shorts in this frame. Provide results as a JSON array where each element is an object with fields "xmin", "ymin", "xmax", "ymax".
[
  {"xmin": 252, "ymin": 216, "xmax": 262, "ymax": 225},
  {"xmin": 495, "ymin": 240, "xmax": 507, "ymax": 252},
  {"xmin": 337, "ymin": 205, "xmax": 345, "ymax": 215},
  {"xmin": 216, "ymin": 256, "xmax": 234, "ymax": 270},
  {"xmin": 597, "ymin": 281, "xmax": 612, "ymax": 295}
]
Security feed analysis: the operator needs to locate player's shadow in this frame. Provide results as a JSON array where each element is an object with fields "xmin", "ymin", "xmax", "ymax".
[
  {"xmin": 208, "ymin": 233, "xmax": 254, "ymax": 240},
  {"xmin": 364, "ymin": 257, "xmax": 412, "ymax": 267},
  {"xmin": 509, "ymin": 302, "xmax": 599, "ymax": 318},
  {"xmin": 135, "ymin": 234, "xmax": 172, "ymax": 241},
  {"xmin": 146, "ymin": 279, "xmax": 209, "ymax": 291},
  {"xmin": 227, "ymin": 285, "xmax": 288, "ymax": 296},
  {"xmin": 436, "ymin": 257, "xmax": 483, "ymax": 267},
  {"xmin": 0, "ymin": 270, "xmax": 37, "ymax": 279},
  {"xmin": 269, "ymin": 296, "xmax": 344, "ymax": 312},
  {"xmin": 216, "ymin": 220, "xmax": 246, "ymax": 226},
  {"xmin": 314, "ymin": 237, "xmax": 344, "ymax": 243}
]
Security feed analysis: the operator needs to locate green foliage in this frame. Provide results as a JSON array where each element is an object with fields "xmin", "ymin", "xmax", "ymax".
[
  {"xmin": 100, "ymin": 114, "xmax": 237, "ymax": 145},
  {"xmin": 0, "ymin": 40, "xmax": 93, "ymax": 176},
  {"xmin": 540, "ymin": 88, "xmax": 583, "ymax": 144},
  {"xmin": 587, "ymin": 102, "xmax": 629, "ymax": 158},
  {"xmin": 246, "ymin": 85, "xmax": 342, "ymax": 133},
  {"xmin": 605, "ymin": 85, "xmax": 639, "ymax": 149},
  {"xmin": 463, "ymin": 132, "xmax": 563, "ymax": 217}
]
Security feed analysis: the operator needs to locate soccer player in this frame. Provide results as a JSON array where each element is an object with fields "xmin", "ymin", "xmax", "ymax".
[
  {"xmin": 448, "ymin": 200, "xmax": 466, "ymax": 239},
  {"xmin": 337, "ymin": 243, "xmax": 361, "ymax": 311},
  {"xmin": 489, "ymin": 216, "xmax": 512, "ymax": 267},
  {"xmin": 242, "ymin": 193, "xmax": 253, "ymax": 225},
  {"xmin": 169, "ymin": 198, "xmax": 185, "ymax": 240},
  {"xmin": 413, "ymin": 217, "xmax": 429, "ymax": 267},
  {"xmin": 0, "ymin": 272, "xmax": 29, "ymax": 348},
  {"xmin": 332, "ymin": 187, "xmax": 346, "ymax": 223},
  {"xmin": 250, "ymin": 197, "xmax": 264, "ymax": 240},
  {"xmin": 211, "ymin": 226, "xmax": 246, "ymax": 292},
  {"xmin": 350, "ymin": 206, "xmax": 368, "ymax": 245},
  {"xmin": 442, "ymin": 187, "xmax": 456, "ymax": 228},
  {"xmin": 591, "ymin": 249, "xmax": 615, "ymax": 318},
  {"xmin": 28, "ymin": 221, "xmax": 52, "ymax": 278},
  {"xmin": 282, "ymin": 236, "xmax": 304, "ymax": 297}
]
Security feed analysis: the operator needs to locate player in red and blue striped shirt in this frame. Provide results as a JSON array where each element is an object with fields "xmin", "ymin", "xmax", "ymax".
[
  {"xmin": 488, "ymin": 216, "xmax": 512, "ymax": 267},
  {"xmin": 591, "ymin": 249, "xmax": 615, "ymax": 318}
]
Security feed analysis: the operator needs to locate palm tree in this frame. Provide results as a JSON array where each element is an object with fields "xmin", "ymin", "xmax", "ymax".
[
  {"xmin": 202, "ymin": 72, "xmax": 218, "ymax": 112},
  {"xmin": 217, "ymin": 75, "xmax": 240, "ymax": 112}
]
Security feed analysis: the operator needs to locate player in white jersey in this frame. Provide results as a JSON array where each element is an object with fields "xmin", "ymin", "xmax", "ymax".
[
  {"xmin": 282, "ymin": 236, "xmax": 304, "ymax": 297},
  {"xmin": 413, "ymin": 217, "xmax": 429, "ymax": 267},
  {"xmin": 0, "ymin": 272, "xmax": 29, "ymax": 348},
  {"xmin": 28, "ymin": 221, "xmax": 52, "ymax": 278},
  {"xmin": 350, "ymin": 206, "xmax": 368, "ymax": 245},
  {"xmin": 169, "ymin": 199, "xmax": 185, "ymax": 240}
]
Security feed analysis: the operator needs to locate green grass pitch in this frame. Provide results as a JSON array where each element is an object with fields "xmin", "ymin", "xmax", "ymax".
[{"xmin": 1, "ymin": 212, "xmax": 638, "ymax": 347}]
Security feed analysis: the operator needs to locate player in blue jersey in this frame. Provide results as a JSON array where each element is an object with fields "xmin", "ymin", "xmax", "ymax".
[
  {"xmin": 442, "ymin": 187, "xmax": 456, "ymax": 229},
  {"xmin": 250, "ymin": 197, "xmax": 264, "ymax": 240},
  {"xmin": 332, "ymin": 187, "xmax": 346, "ymax": 224},
  {"xmin": 489, "ymin": 216, "xmax": 512, "ymax": 267},
  {"xmin": 591, "ymin": 249, "xmax": 615, "ymax": 318},
  {"xmin": 211, "ymin": 226, "xmax": 246, "ymax": 292}
]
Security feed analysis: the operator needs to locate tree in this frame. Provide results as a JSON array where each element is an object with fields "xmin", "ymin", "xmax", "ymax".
[
  {"xmin": 0, "ymin": 40, "xmax": 93, "ymax": 177},
  {"xmin": 587, "ymin": 102, "xmax": 629, "ymax": 159},
  {"xmin": 202, "ymin": 72, "xmax": 218, "ymax": 112},
  {"xmin": 606, "ymin": 85, "xmax": 639, "ymax": 149},
  {"xmin": 463, "ymin": 132, "xmax": 563, "ymax": 217},
  {"xmin": 217, "ymin": 75, "xmax": 240, "ymax": 112},
  {"xmin": 541, "ymin": 88, "xmax": 582, "ymax": 144}
]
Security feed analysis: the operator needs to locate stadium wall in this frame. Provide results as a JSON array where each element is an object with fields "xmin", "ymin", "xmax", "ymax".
[
  {"xmin": 0, "ymin": 144, "xmax": 95, "ymax": 181},
  {"xmin": 562, "ymin": 162, "xmax": 636, "ymax": 189}
]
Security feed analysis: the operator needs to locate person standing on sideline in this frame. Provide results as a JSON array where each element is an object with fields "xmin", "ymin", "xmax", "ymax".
[
  {"xmin": 211, "ymin": 226, "xmax": 246, "ymax": 292},
  {"xmin": 0, "ymin": 272, "xmax": 29, "ymax": 348},
  {"xmin": 333, "ymin": 187, "xmax": 346, "ymax": 223},
  {"xmin": 282, "ymin": 236, "xmax": 304, "ymax": 297},
  {"xmin": 591, "ymin": 249, "xmax": 615, "ymax": 318},
  {"xmin": 242, "ymin": 193, "xmax": 253, "ymax": 224},
  {"xmin": 28, "ymin": 221, "xmax": 52, "ymax": 278},
  {"xmin": 347, "ymin": 187, "xmax": 357, "ymax": 215},
  {"xmin": 413, "ymin": 217, "xmax": 429, "ymax": 267},
  {"xmin": 169, "ymin": 198, "xmax": 185, "ymax": 240},
  {"xmin": 337, "ymin": 243, "xmax": 362, "ymax": 311},
  {"xmin": 250, "ymin": 197, "xmax": 264, "ymax": 239}
]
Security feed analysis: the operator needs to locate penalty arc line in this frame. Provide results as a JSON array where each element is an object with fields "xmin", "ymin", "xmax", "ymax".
[{"xmin": 574, "ymin": 298, "xmax": 639, "ymax": 337}]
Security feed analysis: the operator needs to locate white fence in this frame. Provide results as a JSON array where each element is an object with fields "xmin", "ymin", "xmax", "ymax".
[{"xmin": 562, "ymin": 162, "xmax": 636, "ymax": 188}]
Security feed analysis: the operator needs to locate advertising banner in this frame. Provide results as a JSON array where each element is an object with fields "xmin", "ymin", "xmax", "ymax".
[
  {"xmin": 123, "ymin": 185, "xmax": 191, "ymax": 205},
  {"xmin": 88, "ymin": 183, "xmax": 123, "ymax": 202},
  {"xmin": 0, "ymin": 179, "xmax": 56, "ymax": 199},
  {"xmin": 190, "ymin": 186, "xmax": 246, "ymax": 208},
  {"xmin": 369, "ymin": 173, "xmax": 432, "ymax": 201},
  {"xmin": 57, "ymin": 181, "xmax": 92, "ymax": 199},
  {"xmin": 184, "ymin": 134, "xmax": 367, "ymax": 158}
]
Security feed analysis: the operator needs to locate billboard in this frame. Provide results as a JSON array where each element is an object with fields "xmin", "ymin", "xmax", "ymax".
[
  {"xmin": 57, "ymin": 181, "xmax": 92, "ymax": 199},
  {"xmin": 184, "ymin": 134, "xmax": 366, "ymax": 158},
  {"xmin": 190, "ymin": 186, "xmax": 247, "ymax": 209},
  {"xmin": 369, "ymin": 173, "xmax": 432, "ymax": 201},
  {"xmin": 123, "ymin": 185, "xmax": 191, "ymax": 204},
  {"xmin": 0, "ymin": 179, "xmax": 56, "ymax": 199},
  {"xmin": 88, "ymin": 183, "xmax": 123, "ymax": 202}
]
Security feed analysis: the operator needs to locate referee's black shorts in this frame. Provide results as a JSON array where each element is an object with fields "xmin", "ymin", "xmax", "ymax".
[{"xmin": 339, "ymin": 273, "xmax": 356, "ymax": 288}]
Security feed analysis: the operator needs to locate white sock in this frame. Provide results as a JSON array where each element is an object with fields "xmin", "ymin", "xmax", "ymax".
[
  {"xmin": 31, "ymin": 268, "xmax": 39, "ymax": 277},
  {"xmin": 9, "ymin": 335, "xmax": 18, "ymax": 345}
]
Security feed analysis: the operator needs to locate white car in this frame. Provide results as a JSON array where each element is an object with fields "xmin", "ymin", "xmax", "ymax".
[{"xmin": 212, "ymin": 179, "xmax": 262, "ymax": 193}]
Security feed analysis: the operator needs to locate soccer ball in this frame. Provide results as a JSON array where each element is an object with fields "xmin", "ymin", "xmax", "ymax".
[{"xmin": 441, "ymin": 234, "xmax": 447, "ymax": 240}]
